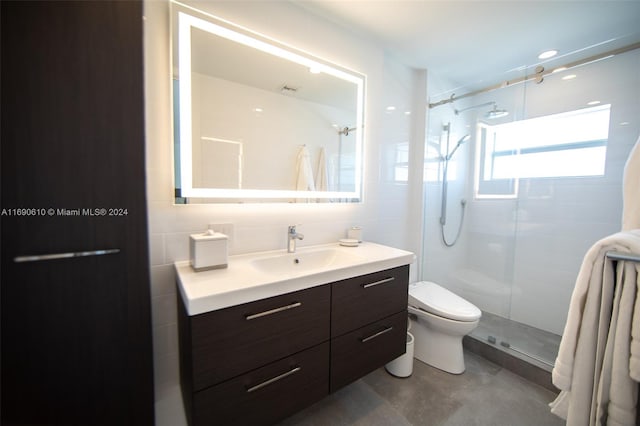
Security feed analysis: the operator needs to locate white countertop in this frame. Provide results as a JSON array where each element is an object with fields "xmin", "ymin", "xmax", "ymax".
[{"xmin": 175, "ymin": 242, "xmax": 415, "ymax": 316}]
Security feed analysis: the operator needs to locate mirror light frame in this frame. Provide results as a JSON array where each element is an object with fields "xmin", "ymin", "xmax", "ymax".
[{"xmin": 174, "ymin": 2, "xmax": 366, "ymax": 200}]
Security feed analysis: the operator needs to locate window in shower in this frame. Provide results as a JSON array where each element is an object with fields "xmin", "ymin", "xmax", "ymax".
[
  {"xmin": 393, "ymin": 141, "xmax": 409, "ymax": 182},
  {"xmin": 475, "ymin": 104, "xmax": 610, "ymax": 198}
]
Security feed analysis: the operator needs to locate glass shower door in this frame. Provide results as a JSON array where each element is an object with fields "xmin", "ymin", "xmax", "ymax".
[{"xmin": 423, "ymin": 47, "xmax": 640, "ymax": 370}]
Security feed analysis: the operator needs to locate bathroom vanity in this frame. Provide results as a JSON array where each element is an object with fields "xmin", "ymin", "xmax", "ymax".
[{"xmin": 176, "ymin": 242, "xmax": 414, "ymax": 426}]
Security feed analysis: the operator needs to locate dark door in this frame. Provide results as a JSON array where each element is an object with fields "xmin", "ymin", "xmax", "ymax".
[{"xmin": 1, "ymin": 1, "xmax": 154, "ymax": 424}]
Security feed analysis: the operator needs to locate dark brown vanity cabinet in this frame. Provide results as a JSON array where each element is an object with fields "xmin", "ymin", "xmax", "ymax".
[
  {"xmin": 331, "ymin": 266, "xmax": 410, "ymax": 335},
  {"xmin": 330, "ymin": 266, "xmax": 410, "ymax": 392},
  {"xmin": 178, "ymin": 264, "xmax": 410, "ymax": 426},
  {"xmin": 184, "ymin": 285, "xmax": 331, "ymax": 392},
  {"xmin": 178, "ymin": 285, "xmax": 331, "ymax": 426},
  {"xmin": 192, "ymin": 343, "xmax": 330, "ymax": 426}
]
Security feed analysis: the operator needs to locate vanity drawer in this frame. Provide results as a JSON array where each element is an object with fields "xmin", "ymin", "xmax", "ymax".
[
  {"xmin": 331, "ymin": 265, "xmax": 409, "ymax": 337},
  {"xmin": 189, "ymin": 284, "xmax": 330, "ymax": 391},
  {"xmin": 330, "ymin": 310, "xmax": 407, "ymax": 392},
  {"xmin": 192, "ymin": 342, "xmax": 329, "ymax": 426}
]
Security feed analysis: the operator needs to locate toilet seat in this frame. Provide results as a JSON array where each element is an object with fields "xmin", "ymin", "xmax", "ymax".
[{"xmin": 409, "ymin": 281, "xmax": 481, "ymax": 322}]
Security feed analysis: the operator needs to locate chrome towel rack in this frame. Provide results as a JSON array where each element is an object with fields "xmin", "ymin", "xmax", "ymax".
[{"xmin": 606, "ymin": 251, "xmax": 640, "ymax": 263}]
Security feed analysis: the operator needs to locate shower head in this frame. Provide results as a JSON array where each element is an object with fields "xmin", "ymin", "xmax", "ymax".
[
  {"xmin": 485, "ymin": 105, "xmax": 509, "ymax": 119},
  {"xmin": 445, "ymin": 134, "xmax": 470, "ymax": 161},
  {"xmin": 455, "ymin": 101, "xmax": 509, "ymax": 120}
]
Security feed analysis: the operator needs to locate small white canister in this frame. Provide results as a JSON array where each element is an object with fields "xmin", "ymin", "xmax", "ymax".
[
  {"xmin": 347, "ymin": 226, "xmax": 362, "ymax": 242},
  {"xmin": 190, "ymin": 230, "xmax": 228, "ymax": 271}
]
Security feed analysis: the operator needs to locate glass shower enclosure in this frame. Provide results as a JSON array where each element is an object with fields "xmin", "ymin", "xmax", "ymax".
[{"xmin": 422, "ymin": 47, "xmax": 640, "ymax": 370}]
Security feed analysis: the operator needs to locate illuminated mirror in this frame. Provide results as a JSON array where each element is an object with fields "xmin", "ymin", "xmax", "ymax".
[{"xmin": 172, "ymin": 2, "xmax": 365, "ymax": 203}]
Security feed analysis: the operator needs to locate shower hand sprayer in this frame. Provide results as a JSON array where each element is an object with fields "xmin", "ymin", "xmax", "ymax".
[
  {"xmin": 445, "ymin": 134, "xmax": 470, "ymax": 161},
  {"xmin": 440, "ymin": 124, "xmax": 470, "ymax": 247}
]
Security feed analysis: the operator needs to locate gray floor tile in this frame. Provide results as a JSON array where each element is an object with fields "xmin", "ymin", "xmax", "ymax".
[
  {"xmin": 280, "ymin": 351, "xmax": 564, "ymax": 426},
  {"xmin": 472, "ymin": 311, "xmax": 561, "ymax": 368},
  {"xmin": 280, "ymin": 380, "xmax": 410, "ymax": 426}
]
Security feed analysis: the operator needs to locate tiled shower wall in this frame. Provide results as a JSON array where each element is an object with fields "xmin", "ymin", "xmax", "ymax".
[{"xmin": 424, "ymin": 49, "xmax": 640, "ymax": 337}]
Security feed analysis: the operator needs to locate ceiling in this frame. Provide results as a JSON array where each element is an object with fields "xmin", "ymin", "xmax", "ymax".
[
  {"xmin": 293, "ymin": 1, "xmax": 640, "ymax": 97},
  {"xmin": 191, "ymin": 26, "xmax": 359, "ymax": 111}
]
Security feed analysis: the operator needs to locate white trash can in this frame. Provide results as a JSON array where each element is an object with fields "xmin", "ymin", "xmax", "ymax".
[{"xmin": 385, "ymin": 331, "xmax": 414, "ymax": 378}]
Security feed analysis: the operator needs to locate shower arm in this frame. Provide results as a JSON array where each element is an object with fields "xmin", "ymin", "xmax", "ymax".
[
  {"xmin": 338, "ymin": 126, "xmax": 356, "ymax": 136},
  {"xmin": 454, "ymin": 101, "xmax": 495, "ymax": 116}
]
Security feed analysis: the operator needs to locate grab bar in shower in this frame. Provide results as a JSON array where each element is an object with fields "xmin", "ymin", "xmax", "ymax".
[{"xmin": 606, "ymin": 251, "xmax": 640, "ymax": 263}]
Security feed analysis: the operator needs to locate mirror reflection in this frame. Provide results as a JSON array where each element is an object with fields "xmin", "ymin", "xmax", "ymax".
[{"xmin": 172, "ymin": 3, "xmax": 365, "ymax": 202}]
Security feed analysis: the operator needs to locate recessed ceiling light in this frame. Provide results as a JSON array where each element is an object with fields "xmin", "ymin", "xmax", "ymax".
[
  {"xmin": 538, "ymin": 50, "xmax": 558, "ymax": 60},
  {"xmin": 386, "ymin": 106, "xmax": 396, "ymax": 111},
  {"xmin": 562, "ymin": 74, "xmax": 577, "ymax": 80},
  {"xmin": 254, "ymin": 107, "xmax": 263, "ymax": 112},
  {"xmin": 587, "ymin": 101, "xmax": 601, "ymax": 106}
]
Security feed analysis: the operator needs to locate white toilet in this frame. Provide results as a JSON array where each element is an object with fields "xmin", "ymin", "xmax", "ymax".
[{"xmin": 408, "ymin": 281, "xmax": 481, "ymax": 374}]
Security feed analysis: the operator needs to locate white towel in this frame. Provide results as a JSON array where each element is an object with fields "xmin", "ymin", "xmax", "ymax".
[
  {"xmin": 631, "ymin": 269, "xmax": 640, "ymax": 381},
  {"xmin": 550, "ymin": 239, "xmax": 617, "ymax": 424},
  {"xmin": 550, "ymin": 230, "xmax": 640, "ymax": 425},
  {"xmin": 295, "ymin": 146, "xmax": 315, "ymax": 192},
  {"xmin": 622, "ymin": 134, "xmax": 640, "ymax": 231},
  {"xmin": 315, "ymin": 148, "xmax": 328, "ymax": 192},
  {"xmin": 594, "ymin": 261, "xmax": 638, "ymax": 425},
  {"xmin": 621, "ymin": 133, "xmax": 640, "ymax": 384}
]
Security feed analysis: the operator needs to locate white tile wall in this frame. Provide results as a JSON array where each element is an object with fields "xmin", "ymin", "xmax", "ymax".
[{"xmin": 143, "ymin": 0, "xmax": 423, "ymax": 416}]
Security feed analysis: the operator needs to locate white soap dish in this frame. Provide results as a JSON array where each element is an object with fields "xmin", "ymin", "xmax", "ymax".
[{"xmin": 339, "ymin": 238, "xmax": 359, "ymax": 247}]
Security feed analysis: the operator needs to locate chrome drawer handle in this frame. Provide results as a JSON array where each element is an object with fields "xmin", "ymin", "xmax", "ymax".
[
  {"xmin": 245, "ymin": 302, "xmax": 302, "ymax": 320},
  {"xmin": 360, "ymin": 326, "xmax": 394, "ymax": 343},
  {"xmin": 362, "ymin": 277, "xmax": 394, "ymax": 289},
  {"xmin": 246, "ymin": 366, "xmax": 302, "ymax": 393},
  {"xmin": 14, "ymin": 248, "xmax": 120, "ymax": 263}
]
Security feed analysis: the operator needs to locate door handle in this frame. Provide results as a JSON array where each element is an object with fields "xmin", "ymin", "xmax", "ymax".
[{"xmin": 14, "ymin": 248, "xmax": 120, "ymax": 263}]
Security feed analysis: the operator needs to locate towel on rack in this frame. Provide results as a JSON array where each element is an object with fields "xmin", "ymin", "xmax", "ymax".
[
  {"xmin": 295, "ymin": 146, "xmax": 315, "ymax": 192},
  {"xmin": 315, "ymin": 147, "xmax": 328, "ymax": 192},
  {"xmin": 622, "ymin": 134, "xmax": 640, "ymax": 231},
  {"xmin": 550, "ymin": 230, "xmax": 640, "ymax": 425},
  {"xmin": 631, "ymin": 268, "xmax": 640, "ymax": 382},
  {"xmin": 595, "ymin": 260, "xmax": 638, "ymax": 426}
]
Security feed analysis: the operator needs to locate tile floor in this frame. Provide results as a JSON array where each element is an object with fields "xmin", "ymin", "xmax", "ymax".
[
  {"xmin": 472, "ymin": 311, "xmax": 561, "ymax": 370},
  {"xmin": 155, "ymin": 350, "xmax": 564, "ymax": 426},
  {"xmin": 279, "ymin": 351, "xmax": 563, "ymax": 426}
]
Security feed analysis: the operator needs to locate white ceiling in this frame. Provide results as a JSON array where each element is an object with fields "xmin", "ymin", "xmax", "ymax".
[
  {"xmin": 293, "ymin": 1, "xmax": 640, "ymax": 96},
  {"xmin": 190, "ymin": 22, "xmax": 359, "ymax": 111}
]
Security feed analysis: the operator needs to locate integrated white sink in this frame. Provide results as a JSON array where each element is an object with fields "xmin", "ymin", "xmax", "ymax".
[
  {"xmin": 250, "ymin": 248, "xmax": 365, "ymax": 276},
  {"xmin": 175, "ymin": 242, "xmax": 415, "ymax": 315}
]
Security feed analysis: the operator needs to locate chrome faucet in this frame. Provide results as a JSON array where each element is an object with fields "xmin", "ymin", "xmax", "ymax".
[{"xmin": 287, "ymin": 225, "xmax": 304, "ymax": 253}]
